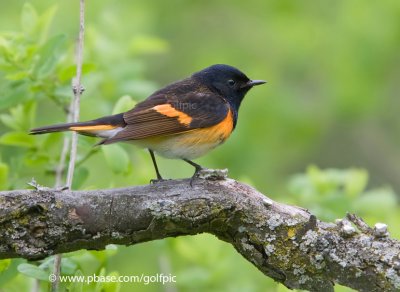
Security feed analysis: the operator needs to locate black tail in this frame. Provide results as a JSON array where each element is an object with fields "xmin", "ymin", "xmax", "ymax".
[
  {"xmin": 30, "ymin": 113, "xmax": 126, "ymax": 135},
  {"xmin": 30, "ymin": 122, "xmax": 80, "ymax": 135}
]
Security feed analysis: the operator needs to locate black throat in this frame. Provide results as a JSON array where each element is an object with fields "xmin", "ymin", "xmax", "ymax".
[{"xmin": 224, "ymin": 95, "xmax": 244, "ymax": 129}]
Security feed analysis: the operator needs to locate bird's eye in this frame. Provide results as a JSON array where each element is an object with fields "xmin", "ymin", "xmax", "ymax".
[{"xmin": 228, "ymin": 79, "xmax": 235, "ymax": 86}]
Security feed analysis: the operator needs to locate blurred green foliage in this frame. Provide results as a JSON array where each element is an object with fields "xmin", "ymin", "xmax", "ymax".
[{"xmin": 0, "ymin": 1, "xmax": 399, "ymax": 291}]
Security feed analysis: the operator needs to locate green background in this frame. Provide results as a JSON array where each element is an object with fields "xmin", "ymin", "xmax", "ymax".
[{"xmin": 0, "ymin": 1, "xmax": 399, "ymax": 291}]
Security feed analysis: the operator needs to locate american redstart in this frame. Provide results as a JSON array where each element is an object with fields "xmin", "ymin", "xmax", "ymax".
[{"xmin": 30, "ymin": 64, "xmax": 266, "ymax": 185}]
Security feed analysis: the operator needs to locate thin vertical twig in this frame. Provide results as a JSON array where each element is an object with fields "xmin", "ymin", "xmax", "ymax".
[
  {"xmin": 66, "ymin": 0, "xmax": 85, "ymax": 188},
  {"xmin": 54, "ymin": 105, "xmax": 73, "ymax": 188},
  {"xmin": 51, "ymin": 1, "xmax": 85, "ymax": 291}
]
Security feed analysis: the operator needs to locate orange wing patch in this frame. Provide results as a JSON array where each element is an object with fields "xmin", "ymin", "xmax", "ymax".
[
  {"xmin": 70, "ymin": 125, "xmax": 117, "ymax": 131},
  {"xmin": 153, "ymin": 104, "xmax": 192, "ymax": 125}
]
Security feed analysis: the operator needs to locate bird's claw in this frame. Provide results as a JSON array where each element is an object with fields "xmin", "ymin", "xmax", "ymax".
[{"xmin": 189, "ymin": 167, "xmax": 228, "ymax": 187}]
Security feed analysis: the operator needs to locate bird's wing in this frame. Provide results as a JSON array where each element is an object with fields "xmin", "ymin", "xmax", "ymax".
[{"xmin": 100, "ymin": 92, "xmax": 230, "ymax": 144}]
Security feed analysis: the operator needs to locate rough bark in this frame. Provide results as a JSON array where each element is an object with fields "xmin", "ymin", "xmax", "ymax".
[{"xmin": 0, "ymin": 178, "xmax": 399, "ymax": 291}]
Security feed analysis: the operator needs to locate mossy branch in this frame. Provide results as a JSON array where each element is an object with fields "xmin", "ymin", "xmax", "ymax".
[{"xmin": 0, "ymin": 178, "xmax": 399, "ymax": 291}]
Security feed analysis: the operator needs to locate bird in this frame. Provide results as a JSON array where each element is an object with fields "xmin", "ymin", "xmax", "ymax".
[{"xmin": 30, "ymin": 64, "xmax": 266, "ymax": 185}]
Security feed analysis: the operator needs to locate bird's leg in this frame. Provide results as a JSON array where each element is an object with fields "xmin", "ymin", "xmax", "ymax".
[
  {"xmin": 183, "ymin": 159, "xmax": 204, "ymax": 187},
  {"xmin": 149, "ymin": 149, "xmax": 164, "ymax": 183}
]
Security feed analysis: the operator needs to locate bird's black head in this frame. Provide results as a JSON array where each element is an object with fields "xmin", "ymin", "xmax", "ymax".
[{"xmin": 192, "ymin": 64, "xmax": 266, "ymax": 111}]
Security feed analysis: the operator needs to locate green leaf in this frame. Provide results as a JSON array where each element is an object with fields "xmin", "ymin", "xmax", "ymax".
[
  {"xmin": 102, "ymin": 144, "xmax": 130, "ymax": 174},
  {"xmin": 94, "ymin": 268, "xmax": 106, "ymax": 292},
  {"xmin": 72, "ymin": 167, "xmax": 89, "ymax": 189},
  {"xmin": 112, "ymin": 95, "xmax": 136, "ymax": 114},
  {"xmin": 60, "ymin": 258, "xmax": 78, "ymax": 275},
  {"xmin": 0, "ymin": 114, "xmax": 18, "ymax": 130},
  {"xmin": 103, "ymin": 271, "xmax": 121, "ymax": 292},
  {"xmin": 7, "ymin": 104, "xmax": 25, "ymax": 130},
  {"xmin": 0, "ymin": 259, "xmax": 11, "ymax": 273},
  {"xmin": 59, "ymin": 63, "xmax": 97, "ymax": 82},
  {"xmin": 354, "ymin": 188, "xmax": 397, "ymax": 217},
  {"xmin": 21, "ymin": 3, "xmax": 38, "ymax": 35},
  {"xmin": 68, "ymin": 269, "xmax": 84, "ymax": 292},
  {"xmin": 33, "ymin": 34, "xmax": 66, "ymax": 78},
  {"xmin": 345, "ymin": 168, "xmax": 368, "ymax": 198},
  {"xmin": 37, "ymin": 5, "xmax": 58, "ymax": 43},
  {"xmin": 69, "ymin": 251, "xmax": 102, "ymax": 275},
  {"xmin": 38, "ymin": 256, "xmax": 54, "ymax": 270},
  {"xmin": 0, "ymin": 162, "xmax": 9, "ymax": 189},
  {"xmin": 0, "ymin": 132, "xmax": 36, "ymax": 148},
  {"xmin": 1, "ymin": 101, "xmax": 37, "ymax": 131},
  {"xmin": 307, "ymin": 165, "xmax": 334, "ymax": 195},
  {"xmin": 37, "ymin": 256, "xmax": 76, "ymax": 275},
  {"xmin": 0, "ymin": 259, "xmax": 24, "ymax": 286},
  {"xmin": 25, "ymin": 100, "xmax": 37, "ymax": 130},
  {"xmin": 0, "ymin": 81, "xmax": 30, "ymax": 110},
  {"xmin": 0, "ymin": 35, "xmax": 8, "ymax": 50},
  {"xmin": 5, "ymin": 71, "xmax": 30, "ymax": 81},
  {"xmin": 17, "ymin": 263, "xmax": 49, "ymax": 281}
]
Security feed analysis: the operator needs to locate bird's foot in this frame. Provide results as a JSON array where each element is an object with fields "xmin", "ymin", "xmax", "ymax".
[
  {"xmin": 150, "ymin": 178, "xmax": 172, "ymax": 184},
  {"xmin": 190, "ymin": 168, "xmax": 228, "ymax": 187}
]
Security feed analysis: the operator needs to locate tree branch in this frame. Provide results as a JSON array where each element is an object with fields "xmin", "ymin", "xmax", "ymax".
[{"xmin": 1, "ymin": 178, "xmax": 399, "ymax": 291}]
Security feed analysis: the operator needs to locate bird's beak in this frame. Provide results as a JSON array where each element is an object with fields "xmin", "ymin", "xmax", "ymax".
[
  {"xmin": 241, "ymin": 80, "xmax": 267, "ymax": 90},
  {"xmin": 248, "ymin": 80, "xmax": 266, "ymax": 86}
]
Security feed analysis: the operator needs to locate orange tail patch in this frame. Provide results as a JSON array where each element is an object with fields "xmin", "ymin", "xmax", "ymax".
[{"xmin": 69, "ymin": 125, "xmax": 117, "ymax": 131}]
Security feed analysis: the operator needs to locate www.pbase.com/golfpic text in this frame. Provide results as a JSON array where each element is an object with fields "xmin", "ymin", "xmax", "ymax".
[{"xmin": 48, "ymin": 272, "xmax": 177, "ymax": 285}]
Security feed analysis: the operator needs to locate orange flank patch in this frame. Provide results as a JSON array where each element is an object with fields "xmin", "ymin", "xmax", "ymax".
[
  {"xmin": 177, "ymin": 109, "xmax": 234, "ymax": 145},
  {"xmin": 69, "ymin": 125, "xmax": 117, "ymax": 131},
  {"xmin": 153, "ymin": 104, "xmax": 193, "ymax": 125}
]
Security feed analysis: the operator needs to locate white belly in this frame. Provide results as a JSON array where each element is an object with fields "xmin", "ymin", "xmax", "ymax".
[{"xmin": 133, "ymin": 131, "xmax": 226, "ymax": 160}]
